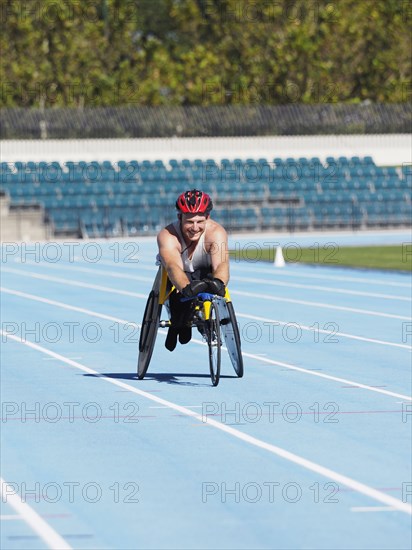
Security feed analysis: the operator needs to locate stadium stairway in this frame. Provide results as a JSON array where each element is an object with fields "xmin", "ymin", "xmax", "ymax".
[{"xmin": 0, "ymin": 191, "xmax": 51, "ymax": 241}]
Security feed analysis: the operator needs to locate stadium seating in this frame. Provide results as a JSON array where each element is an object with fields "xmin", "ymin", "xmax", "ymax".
[{"xmin": 1, "ymin": 157, "xmax": 410, "ymax": 236}]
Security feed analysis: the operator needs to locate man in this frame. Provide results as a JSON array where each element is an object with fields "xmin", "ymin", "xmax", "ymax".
[{"xmin": 157, "ymin": 188, "xmax": 229, "ymax": 351}]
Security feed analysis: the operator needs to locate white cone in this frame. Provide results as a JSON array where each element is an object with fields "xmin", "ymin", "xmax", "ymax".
[{"xmin": 274, "ymin": 246, "xmax": 285, "ymax": 267}]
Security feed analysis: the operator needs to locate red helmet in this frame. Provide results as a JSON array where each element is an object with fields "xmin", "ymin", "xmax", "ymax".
[{"xmin": 176, "ymin": 189, "xmax": 213, "ymax": 214}]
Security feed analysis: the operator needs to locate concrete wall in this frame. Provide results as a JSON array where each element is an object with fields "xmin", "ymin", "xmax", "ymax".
[
  {"xmin": 2, "ymin": 134, "xmax": 411, "ymax": 166},
  {"xmin": 0, "ymin": 197, "xmax": 49, "ymax": 241}
]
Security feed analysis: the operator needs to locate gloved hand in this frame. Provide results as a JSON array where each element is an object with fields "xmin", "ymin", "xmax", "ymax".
[
  {"xmin": 203, "ymin": 275, "xmax": 226, "ymax": 297},
  {"xmin": 181, "ymin": 279, "xmax": 209, "ymax": 299}
]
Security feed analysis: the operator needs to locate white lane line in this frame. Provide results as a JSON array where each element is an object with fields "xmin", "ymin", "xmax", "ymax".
[
  {"xmin": 350, "ymin": 506, "xmax": 398, "ymax": 513},
  {"xmin": 231, "ymin": 290, "xmax": 411, "ymax": 320},
  {"xmin": 4, "ymin": 283, "xmax": 407, "ymax": 351},
  {"xmin": 131, "ymin": 260, "xmax": 412, "ymax": 288},
  {"xmin": 43, "ymin": 357, "xmax": 83, "ymax": 360},
  {"xmin": 149, "ymin": 405, "xmax": 203, "ymax": 409},
  {"xmin": 1, "ymin": 332, "xmax": 411, "ymax": 517},
  {"xmin": 16, "ymin": 261, "xmax": 154, "ymax": 283},
  {"xmin": 236, "ymin": 313, "xmax": 412, "ymax": 350},
  {"xmin": 0, "ymin": 515, "xmax": 24, "ymax": 520},
  {"xmin": 235, "ymin": 276, "xmax": 411, "ymax": 301},
  {"xmin": 0, "ymin": 477, "xmax": 72, "ymax": 549},
  {"xmin": 3, "ymin": 287, "xmax": 411, "ymax": 401},
  {"xmin": 1, "ymin": 268, "xmax": 147, "ymax": 299},
  {"xmin": 0, "ymin": 287, "xmax": 140, "ymax": 328},
  {"xmin": 3, "ymin": 267, "xmax": 409, "ymax": 321},
  {"xmin": 55, "ymin": 259, "xmax": 155, "ymax": 271},
  {"xmin": 239, "ymin": 351, "xmax": 412, "ymax": 401},
  {"xmin": 5, "ymin": 266, "xmax": 410, "ymax": 305},
  {"xmin": 3, "ymin": 268, "xmax": 412, "ymax": 321},
  {"xmin": 41, "ymin": 262, "xmax": 412, "ymax": 321},
  {"xmin": 231, "ymin": 266, "xmax": 411, "ymax": 288}
]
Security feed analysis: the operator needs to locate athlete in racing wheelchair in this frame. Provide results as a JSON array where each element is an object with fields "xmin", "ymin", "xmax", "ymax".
[
  {"xmin": 157, "ymin": 189, "xmax": 228, "ymax": 351},
  {"xmin": 138, "ymin": 189, "xmax": 243, "ymax": 385}
]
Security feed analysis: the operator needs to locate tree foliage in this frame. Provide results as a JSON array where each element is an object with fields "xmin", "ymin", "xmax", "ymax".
[{"xmin": 0, "ymin": 0, "xmax": 410, "ymax": 107}]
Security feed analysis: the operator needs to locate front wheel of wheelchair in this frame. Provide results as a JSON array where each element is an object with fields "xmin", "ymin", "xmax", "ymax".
[
  {"xmin": 137, "ymin": 289, "xmax": 162, "ymax": 379},
  {"xmin": 207, "ymin": 301, "xmax": 221, "ymax": 387},
  {"xmin": 221, "ymin": 302, "xmax": 243, "ymax": 378}
]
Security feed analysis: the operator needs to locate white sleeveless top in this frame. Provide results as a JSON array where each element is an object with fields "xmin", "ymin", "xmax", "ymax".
[{"xmin": 172, "ymin": 220, "xmax": 211, "ymax": 274}]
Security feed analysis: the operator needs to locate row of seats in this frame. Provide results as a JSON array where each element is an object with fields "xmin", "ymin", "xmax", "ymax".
[
  {"xmin": 3, "ymin": 179, "xmax": 410, "ymax": 199},
  {"xmin": 47, "ymin": 201, "xmax": 411, "ymax": 234},
  {"xmin": 3, "ymin": 175, "xmax": 408, "ymax": 192},
  {"xmin": 7, "ymin": 189, "xmax": 410, "ymax": 210},
  {"xmin": 0, "ymin": 155, "xmax": 378, "ymax": 171},
  {"xmin": 1, "ymin": 164, "xmax": 405, "ymax": 184},
  {"xmin": 50, "ymin": 206, "xmax": 412, "ymax": 234},
  {"xmin": 1, "ymin": 156, "xmax": 410, "ymax": 236}
]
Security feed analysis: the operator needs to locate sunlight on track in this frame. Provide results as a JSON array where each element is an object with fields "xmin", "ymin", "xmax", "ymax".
[{"xmin": 1, "ymin": 238, "xmax": 411, "ymax": 550}]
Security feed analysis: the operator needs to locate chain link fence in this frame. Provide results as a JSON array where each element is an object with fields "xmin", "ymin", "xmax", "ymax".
[{"xmin": 1, "ymin": 103, "xmax": 410, "ymax": 140}]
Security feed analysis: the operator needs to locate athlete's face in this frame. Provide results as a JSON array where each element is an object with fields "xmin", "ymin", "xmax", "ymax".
[{"xmin": 180, "ymin": 213, "xmax": 208, "ymax": 243}]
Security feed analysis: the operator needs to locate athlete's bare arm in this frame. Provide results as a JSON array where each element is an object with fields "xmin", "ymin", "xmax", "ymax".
[
  {"xmin": 206, "ymin": 222, "xmax": 230, "ymax": 285},
  {"xmin": 157, "ymin": 227, "xmax": 191, "ymax": 292}
]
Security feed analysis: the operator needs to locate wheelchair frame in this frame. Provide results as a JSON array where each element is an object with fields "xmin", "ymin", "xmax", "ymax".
[{"xmin": 137, "ymin": 266, "xmax": 243, "ymax": 386}]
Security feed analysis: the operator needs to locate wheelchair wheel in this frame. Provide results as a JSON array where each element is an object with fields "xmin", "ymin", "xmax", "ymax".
[
  {"xmin": 206, "ymin": 301, "xmax": 221, "ymax": 387},
  {"xmin": 220, "ymin": 301, "xmax": 243, "ymax": 378},
  {"xmin": 137, "ymin": 288, "xmax": 162, "ymax": 380}
]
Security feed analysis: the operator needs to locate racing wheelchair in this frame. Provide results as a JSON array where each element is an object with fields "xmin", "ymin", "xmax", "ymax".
[{"xmin": 137, "ymin": 266, "xmax": 243, "ymax": 386}]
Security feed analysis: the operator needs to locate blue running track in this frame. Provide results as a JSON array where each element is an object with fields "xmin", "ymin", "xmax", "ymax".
[{"xmin": 1, "ymin": 232, "xmax": 411, "ymax": 550}]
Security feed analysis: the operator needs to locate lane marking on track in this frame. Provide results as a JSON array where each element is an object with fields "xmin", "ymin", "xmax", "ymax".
[
  {"xmin": 230, "ymin": 265, "xmax": 412, "ymax": 288},
  {"xmin": 133, "ymin": 260, "xmax": 412, "ymax": 288},
  {"xmin": 239, "ymin": 351, "xmax": 412, "ymax": 401},
  {"xmin": 1, "ymin": 268, "xmax": 147, "ymax": 299},
  {"xmin": 231, "ymin": 290, "xmax": 411, "ymax": 320},
  {"xmin": 23, "ymin": 261, "xmax": 408, "ymax": 341},
  {"xmin": 350, "ymin": 506, "xmax": 398, "ymax": 513},
  {"xmin": 1, "ymin": 332, "xmax": 411, "ymax": 517},
  {"xmin": 132, "ymin": 261, "xmax": 411, "ymax": 295},
  {"xmin": 3, "ymin": 267, "xmax": 412, "ymax": 302},
  {"xmin": 0, "ymin": 477, "xmax": 72, "ymax": 550},
  {"xmin": 13, "ymin": 261, "xmax": 154, "ymax": 283},
  {"xmin": 0, "ymin": 287, "xmax": 140, "ymax": 328},
  {"xmin": 17, "ymin": 258, "xmax": 412, "ymax": 290},
  {"xmin": 149, "ymin": 405, "xmax": 203, "ymax": 409},
  {"xmin": 236, "ymin": 313, "xmax": 412, "ymax": 350},
  {"xmin": 2, "ymin": 267, "xmax": 409, "ymax": 321},
  {"xmin": 2, "ymin": 286, "xmax": 411, "ymax": 401},
  {"xmin": 234, "ymin": 275, "xmax": 411, "ymax": 301},
  {"xmin": 0, "ymin": 287, "xmax": 412, "ymax": 355},
  {"xmin": 43, "ymin": 357, "xmax": 83, "ymax": 360}
]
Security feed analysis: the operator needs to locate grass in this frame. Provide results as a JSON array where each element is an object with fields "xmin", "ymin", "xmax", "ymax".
[{"xmin": 229, "ymin": 244, "xmax": 412, "ymax": 271}]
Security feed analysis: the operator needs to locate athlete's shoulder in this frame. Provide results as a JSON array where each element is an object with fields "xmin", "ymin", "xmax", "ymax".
[
  {"xmin": 205, "ymin": 219, "xmax": 228, "ymax": 254},
  {"xmin": 157, "ymin": 223, "xmax": 179, "ymax": 247},
  {"xmin": 207, "ymin": 218, "xmax": 227, "ymax": 238}
]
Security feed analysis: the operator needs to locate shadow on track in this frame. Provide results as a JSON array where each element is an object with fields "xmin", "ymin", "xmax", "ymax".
[{"xmin": 83, "ymin": 372, "xmax": 237, "ymax": 387}]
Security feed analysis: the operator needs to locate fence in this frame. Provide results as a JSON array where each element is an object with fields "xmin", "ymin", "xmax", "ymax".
[{"xmin": 1, "ymin": 103, "xmax": 411, "ymax": 140}]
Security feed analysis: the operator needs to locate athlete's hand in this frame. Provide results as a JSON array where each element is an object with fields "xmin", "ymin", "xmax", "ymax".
[
  {"xmin": 181, "ymin": 280, "xmax": 209, "ymax": 298},
  {"xmin": 203, "ymin": 276, "xmax": 226, "ymax": 297}
]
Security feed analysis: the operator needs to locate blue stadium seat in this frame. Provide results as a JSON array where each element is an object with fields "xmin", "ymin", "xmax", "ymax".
[{"xmin": 3, "ymin": 155, "xmax": 410, "ymax": 235}]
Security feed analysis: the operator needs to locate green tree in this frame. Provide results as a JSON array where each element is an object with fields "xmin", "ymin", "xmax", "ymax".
[{"xmin": 0, "ymin": 0, "xmax": 410, "ymax": 107}]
